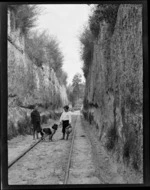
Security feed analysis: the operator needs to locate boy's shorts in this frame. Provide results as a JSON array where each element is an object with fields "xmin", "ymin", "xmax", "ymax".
[{"xmin": 62, "ymin": 120, "xmax": 69, "ymax": 134}]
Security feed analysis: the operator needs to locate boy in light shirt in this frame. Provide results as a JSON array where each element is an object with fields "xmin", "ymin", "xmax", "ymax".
[{"xmin": 59, "ymin": 105, "xmax": 71, "ymax": 140}]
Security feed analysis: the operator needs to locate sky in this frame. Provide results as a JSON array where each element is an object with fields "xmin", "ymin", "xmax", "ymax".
[{"xmin": 34, "ymin": 4, "xmax": 92, "ymax": 85}]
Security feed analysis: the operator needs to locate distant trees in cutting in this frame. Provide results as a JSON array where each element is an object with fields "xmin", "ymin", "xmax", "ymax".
[
  {"xmin": 72, "ymin": 73, "xmax": 82, "ymax": 101},
  {"xmin": 67, "ymin": 73, "xmax": 85, "ymax": 107}
]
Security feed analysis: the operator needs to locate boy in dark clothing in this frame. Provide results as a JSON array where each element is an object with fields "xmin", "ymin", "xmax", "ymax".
[{"xmin": 31, "ymin": 105, "xmax": 43, "ymax": 140}]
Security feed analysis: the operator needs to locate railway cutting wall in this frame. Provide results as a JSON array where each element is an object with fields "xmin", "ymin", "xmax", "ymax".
[
  {"xmin": 82, "ymin": 4, "xmax": 143, "ymax": 173},
  {"xmin": 8, "ymin": 11, "xmax": 68, "ymax": 139}
]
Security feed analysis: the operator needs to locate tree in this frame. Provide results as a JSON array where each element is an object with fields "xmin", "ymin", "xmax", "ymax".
[
  {"xmin": 8, "ymin": 4, "xmax": 42, "ymax": 36},
  {"xmin": 66, "ymin": 85, "xmax": 76, "ymax": 107},
  {"xmin": 89, "ymin": 4, "xmax": 119, "ymax": 38},
  {"xmin": 25, "ymin": 30, "xmax": 47, "ymax": 67},
  {"xmin": 79, "ymin": 82, "xmax": 85, "ymax": 99},
  {"xmin": 72, "ymin": 73, "xmax": 82, "ymax": 87},
  {"xmin": 25, "ymin": 30, "xmax": 67, "ymax": 86},
  {"xmin": 72, "ymin": 73, "xmax": 82, "ymax": 103},
  {"xmin": 79, "ymin": 26, "xmax": 94, "ymax": 78}
]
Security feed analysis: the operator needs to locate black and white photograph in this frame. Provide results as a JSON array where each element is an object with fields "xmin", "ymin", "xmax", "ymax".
[{"xmin": 1, "ymin": 1, "xmax": 148, "ymax": 187}]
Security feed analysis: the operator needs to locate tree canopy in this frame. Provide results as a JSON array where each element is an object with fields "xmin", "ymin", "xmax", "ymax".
[
  {"xmin": 8, "ymin": 4, "xmax": 42, "ymax": 36},
  {"xmin": 25, "ymin": 30, "xmax": 67, "ymax": 86}
]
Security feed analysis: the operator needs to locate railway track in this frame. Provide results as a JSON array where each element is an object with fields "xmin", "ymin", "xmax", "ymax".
[
  {"xmin": 8, "ymin": 112, "xmax": 129, "ymax": 185},
  {"xmin": 8, "ymin": 114, "xmax": 78, "ymax": 185},
  {"xmin": 63, "ymin": 114, "xmax": 78, "ymax": 184}
]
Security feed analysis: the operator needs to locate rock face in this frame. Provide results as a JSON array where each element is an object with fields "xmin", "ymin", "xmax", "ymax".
[
  {"xmin": 8, "ymin": 10, "xmax": 68, "ymax": 138},
  {"xmin": 83, "ymin": 5, "xmax": 143, "ymax": 172},
  {"xmin": 8, "ymin": 40, "xmax": 68, "ymax": 108}
]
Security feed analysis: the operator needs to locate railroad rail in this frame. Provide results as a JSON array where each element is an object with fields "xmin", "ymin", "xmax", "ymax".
[
  {"xmin": 63, "ymin": 114, "xmax": 78, "ymax": 184},
  {"xmin": 8, "ymin": 138, "xmax": 42, "ymax": 168}
]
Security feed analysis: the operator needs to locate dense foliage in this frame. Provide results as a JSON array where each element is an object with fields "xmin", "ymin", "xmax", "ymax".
[
  {"xmin": 89, "ymin": 4, "xmax": 119, "ymax": 38},
  {"xmin": 67, "ymin": 73, "xmax": 85, "ymax": 107},
  {"xmin": 8, "ymin": 4, "xmax": 41, "ymax": 36},
  {"xmin": 79, "ymin": 4, "xmax": 119, "ymax": 79},
  {"xmin": 79, "ymin": 26, "xmax": 94, "ymax": 78},
  {"xmin": 25, "ymin": 30, "xmax": 67, "ymax": 86}
]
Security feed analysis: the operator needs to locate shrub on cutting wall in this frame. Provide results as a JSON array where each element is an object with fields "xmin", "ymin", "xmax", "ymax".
[{"xmin": 89, "ymin": 4, "xmax": 119, "ymax": 38}]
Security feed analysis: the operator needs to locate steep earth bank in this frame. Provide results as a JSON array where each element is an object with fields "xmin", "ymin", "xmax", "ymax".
[
  {"xmin": 8, "ymin": 13, "xmax": 68, "ymax": 139},
  {"xmin": 83, "ymin": 4, "xmax": 143, "ymax": 176}
]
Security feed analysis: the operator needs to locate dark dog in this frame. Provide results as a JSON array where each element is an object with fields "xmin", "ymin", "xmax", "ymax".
[
  {"xmin": 41, "ymin": 124, "xmax": 58, "ymax": 141},
  {"xmin": 65, "ymin": 124, "xmax": 72, "ymax": 140}
]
